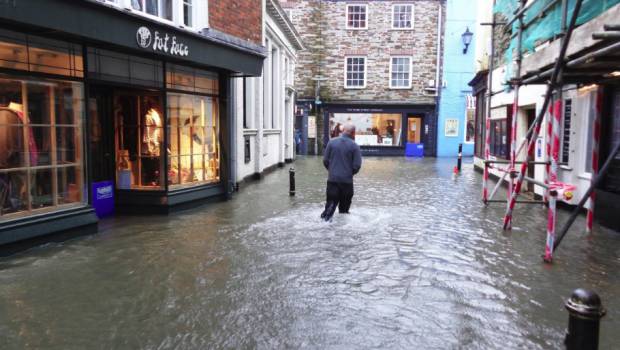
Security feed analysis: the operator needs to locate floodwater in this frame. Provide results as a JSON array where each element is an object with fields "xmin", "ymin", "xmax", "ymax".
[{"xmin": 0, "ymin": 157, "xmax": 619, "ymax": 349}]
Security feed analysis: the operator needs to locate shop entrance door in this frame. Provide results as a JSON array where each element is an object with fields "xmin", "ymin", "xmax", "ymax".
[
  {"xmin": 407, "ymin": 117, "xmax": 422, "ymax": 143},
  {"xmin": 89, "ymin": 88, "xmax": 116, "ymax": 217}
]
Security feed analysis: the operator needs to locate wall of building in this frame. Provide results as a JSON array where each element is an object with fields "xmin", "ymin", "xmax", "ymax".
[
  {"xmin": 284, "ymin": 0, "xmax": 440, "ymax": 105},
  {"xmin": 210, "ymin": 0, "xmax": 263, "ymax": 44},
  {"xmin": 437, "ymin": 0, "xmax": 477, "ymax": 157},
  {"xmin": 235, "ymin": 5, "xmax": 298, "ymax": 184}
]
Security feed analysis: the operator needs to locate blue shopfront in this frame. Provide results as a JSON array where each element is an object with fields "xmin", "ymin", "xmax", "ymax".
[{"xmin": 323, "ymin": 104, "xmax": 437, "ymax": 157}]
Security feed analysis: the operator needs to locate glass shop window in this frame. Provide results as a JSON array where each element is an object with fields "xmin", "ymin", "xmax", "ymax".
[
  {"xmin": 0, "ymin": 29, "xmax": 83, "ymax": 78},
  {"xmin": 330, "ymin": 113, "xmax": 402, "ymax": 147},
  {"xmin": 490, "ymin": 119, "xmax": 508, "ymax": 159},
  {"xmin": 115, "ymin": 94, "xmax": 164, "ymax": 190},
  {"xmin": 167, "ymin": 93, "xmax": 220, "ymax": 188},
  {"xmin": 166, "ymin": 64, "xmax": 219, "ymax": 95},
  {"xmin": 0, "ymin": 76, "xmax": 85, "ymax": 221}
]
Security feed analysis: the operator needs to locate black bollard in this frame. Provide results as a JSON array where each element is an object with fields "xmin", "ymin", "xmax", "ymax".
[
  {"xmin": 457, "ymin": 143, "xmax": 463, "ymax": 172},
  {"xmin": 564, "ymin": 289, "xmax": 606, "ymax": 350},
  {"xmin": 289, "ymin": 167, "xmax": 295, "ymax": 196}
]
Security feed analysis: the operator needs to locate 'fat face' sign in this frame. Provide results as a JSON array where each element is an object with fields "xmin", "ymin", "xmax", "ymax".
[{"xmin": 136, "ymin": 26, "xmax": 189, "ymax": 57}]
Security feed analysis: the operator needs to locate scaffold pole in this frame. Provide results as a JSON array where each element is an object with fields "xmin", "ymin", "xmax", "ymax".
[{"xmin": 586, "ymin": 89, "xmax": 602, "ymax": 233}]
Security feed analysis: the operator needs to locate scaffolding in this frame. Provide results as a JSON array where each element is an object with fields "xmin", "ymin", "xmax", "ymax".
[{"xmin": 482, "ymin": 0, "xmax": 620, "ymax": 262}]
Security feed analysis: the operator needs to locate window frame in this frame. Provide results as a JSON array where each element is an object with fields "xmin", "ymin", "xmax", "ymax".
[
  {"xmin": 344, "ymin": 56, "xmax": 367, "ymax": 89},
  {"xmin": 391, "ymin": 3, "xmax": 414, "ymax": 30},
  {"xmin": 389, "ymin": 56, "xmax": 412, "ymax": 89},
  {"xmin": 346, "ymin": 4, "xmax": 369, "ymax": 30}
]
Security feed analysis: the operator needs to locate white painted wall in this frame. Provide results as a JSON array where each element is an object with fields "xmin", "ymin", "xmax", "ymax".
[{"xmin": 234, "ymin": 3, "xmax": 300, "ymax": 184}]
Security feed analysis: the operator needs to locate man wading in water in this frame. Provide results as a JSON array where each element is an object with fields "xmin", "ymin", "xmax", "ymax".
[{"xmin": 321, "ymin": 123, "xmax": 362, "ymax": 221}]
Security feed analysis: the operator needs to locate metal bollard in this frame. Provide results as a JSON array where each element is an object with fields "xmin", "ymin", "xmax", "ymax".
[
  {"xmin": 564, "ymin": 289, "xmax": 606, "ymax": 350},
  {"xmin": 457, "ymin": 143, "xmax": 463, "ymax": 172},
  {"xmin": 289, "ymin": 167, "xmax": 295, "ymax": 196}
]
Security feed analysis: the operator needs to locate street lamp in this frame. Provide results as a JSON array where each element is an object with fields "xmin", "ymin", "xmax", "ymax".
[{"xmin": 462, "ymin": 27, "xmax": 473, "ymax": 54}]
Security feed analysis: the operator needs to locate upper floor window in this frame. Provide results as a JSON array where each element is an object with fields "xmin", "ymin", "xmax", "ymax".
[
  {"xmin": 345, "ymin": 56, "xmax": 366, "ymax": 89},
  {"xmin": 390, "ymin": 57, "xmax": 411, "ymax": 88},
  {"xmin": 392, "ymin": 4, "xmax": 413, "ymax": 29},
  {"xmin": 131, "ymin": 0, "xmax": 173, "ymax": 21},
  {"xmin": 183, "ymin": 0, "xmax": 193, "ymax": 26},
  {"xmin": 346, "ymin": 4, "xmax": 368, "ymax": 29}
]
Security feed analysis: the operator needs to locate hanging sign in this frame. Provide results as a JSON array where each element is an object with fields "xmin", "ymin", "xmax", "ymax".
[{"xmin": 136, "ymin": 26, "xmax": 189, "ymax": 57}]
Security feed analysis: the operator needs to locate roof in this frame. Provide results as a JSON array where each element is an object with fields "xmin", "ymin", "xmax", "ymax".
[{"xmin": 266, "ymin": 0, "xmax": 305, "ymax": 51}]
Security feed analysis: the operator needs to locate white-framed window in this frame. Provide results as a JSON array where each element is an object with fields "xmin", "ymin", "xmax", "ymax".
[
  {"xmin": 130, "ymin": 0, "xmax": 173, "ymax": 21},
  {"xmin": 392, "ymin": 4, "xmax": 414, "ymax": 29},
  {"xmin": 345, "ymin": 56, "xmax": 366, "ymax": 89},
  {"xmin": 346, "ymin": 4, "xmax": 368, "ymax": 29},
  {"xmin": 182, "ymin": 0, "xmax": 193, "ymax": 26},
  {"xmin": 389, "ymin": 56, "xmax": 411, "ymax": 88}
]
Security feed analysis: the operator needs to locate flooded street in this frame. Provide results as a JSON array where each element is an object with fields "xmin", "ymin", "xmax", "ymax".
[{"xmin": 1, "ymin": 157, "xmax": 619, "ymax": 349}]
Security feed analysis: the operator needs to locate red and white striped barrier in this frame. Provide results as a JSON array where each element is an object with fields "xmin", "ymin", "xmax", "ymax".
[
  {"xmin": 503, "ymin": 120, "xmax": 543, "ymax": 230},
  {"xmin": 586, "ymin": 89, "xmax": 602, "ymax": 233},
  {"xmin": 544, "ymin": 99, "xmax": 563, "ymax": 262},
  {"xmin": 545, "ymin": 104, "xmax": 553, "ymax": 203}
]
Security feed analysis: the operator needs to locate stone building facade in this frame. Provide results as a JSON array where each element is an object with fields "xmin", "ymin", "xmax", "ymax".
[{"xmin": 282, "ymin": 0, "xmax": 444, "ymax": 156}]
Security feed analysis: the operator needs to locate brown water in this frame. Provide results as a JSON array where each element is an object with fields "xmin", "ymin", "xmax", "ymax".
[{"xmin": 0, "ymin": 157, "xmax": 618, "ymax": 349}]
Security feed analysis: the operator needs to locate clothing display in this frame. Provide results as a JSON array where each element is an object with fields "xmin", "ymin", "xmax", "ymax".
[{"xmin": 143, "ymin": 108, "xmax": 162, "ymax": 156}]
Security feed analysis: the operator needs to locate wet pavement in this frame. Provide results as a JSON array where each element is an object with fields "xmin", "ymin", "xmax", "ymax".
[{"xmin": 1, "ymin": 157, "xmax": 619, "ymax": 349}]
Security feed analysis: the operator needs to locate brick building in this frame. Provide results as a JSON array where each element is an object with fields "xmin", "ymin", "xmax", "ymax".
[{"xmin": 281, "ymin": 0, "xmax": 444, "ymax": 156}]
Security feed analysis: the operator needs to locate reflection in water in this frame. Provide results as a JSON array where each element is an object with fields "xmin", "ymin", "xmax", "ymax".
[{"xmin": 0, "ymin": 157, "xmax": 619, "ymax": 349}]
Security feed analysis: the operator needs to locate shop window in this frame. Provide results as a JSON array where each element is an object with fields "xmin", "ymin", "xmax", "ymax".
[
  {"xmin": 166, "ymin": 64, "xmax": 219, "ymax": 95},
  {"xmin": 392, "ymin": 4, "xmax": 413, "ymax": 29},
  {"xmin": 0, "ymin": 76, "xmax": 84, "ymax": 221},
  {"xmin": 346, "ymin": 4, "xmax": 368, "ymax": 29},
  {"xmin": 167, "ymin": 93, "xmax": 220, "ymax": 188},
  {"xmin": 87, "ymin": 48, "xmax": 163, "ymax": 88},
  {"xmin": 465, "ymin": 95, "xmax": 476, "ymax": 143},
  {"xmin": 490, "ymin": 119, "xmax": 508, "ymax": 159},
  {"xmin": 390, "ymin": 57, "xmax": 411, "ymax": 89},
  {"xmin": 331, "ymin": 113, "xmax": 402, "ymax": 146},
  {"xmin": 345, "ymin": 57, "xmax": 366, "ymax": 89},
  {"xmin": 0, "ymin": 29, "xmax": 83, "ymax": 78},
  {"xmin": 115, "ymin": 94, "xmax": 164, "ymax": 190}
]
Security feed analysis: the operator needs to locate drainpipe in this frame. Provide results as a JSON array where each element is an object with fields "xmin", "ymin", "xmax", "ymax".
[
  {"xmin": 434, "ymin": 1, "xmax": 443, "ymax": 97},
  {"xmin": 227, "ymin": 77, "xmax": 237, "ymax": 198}
]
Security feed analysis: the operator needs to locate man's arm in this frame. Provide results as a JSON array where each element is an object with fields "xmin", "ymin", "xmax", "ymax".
[
  {"xmin": 352, "ymin": 144, "xmax": 362, "ymax": 175},
  {"xmin": 323, "ymin": 141, "xmax": 332, "ymax": 169}
]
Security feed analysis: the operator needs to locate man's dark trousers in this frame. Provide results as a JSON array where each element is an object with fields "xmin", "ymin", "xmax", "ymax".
[{"xmin": 321, "ymin": 181, "xmax": 354, "ymax": 220}]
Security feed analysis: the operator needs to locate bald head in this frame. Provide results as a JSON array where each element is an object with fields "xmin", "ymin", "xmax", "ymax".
[{"xmin": 342, "ymin": 123, "xmax": 356, "ymax": 136}]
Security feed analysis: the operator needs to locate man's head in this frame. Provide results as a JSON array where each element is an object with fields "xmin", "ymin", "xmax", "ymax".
[{"xmin": 342, "ymin": 123, "xmax": 356, "ymax": 137}]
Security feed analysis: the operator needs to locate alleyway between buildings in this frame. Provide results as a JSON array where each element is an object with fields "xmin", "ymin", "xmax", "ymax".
[{"xmin": 1, "ymin": 157, "xmax": 619, "ymax": 349}]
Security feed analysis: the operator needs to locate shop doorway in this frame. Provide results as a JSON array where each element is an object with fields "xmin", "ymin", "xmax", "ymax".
[
  {"xmin": 89, "ymin": 87, "xmax": 163, "ymax": 216},
  {"xmin": 407, "ymin": 117, "xmax": 422, "ymax": 143}
]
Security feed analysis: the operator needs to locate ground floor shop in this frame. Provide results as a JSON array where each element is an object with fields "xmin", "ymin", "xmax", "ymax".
[
  {"xmin": 322, "ymin": 103, "xmax": 437, "ymax": 157},
  {"xmin": 0, "ymin": 1, "xmax": 263, "ymax": 245}
]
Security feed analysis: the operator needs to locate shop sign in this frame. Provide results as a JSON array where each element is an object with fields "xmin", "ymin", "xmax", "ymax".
[
  {"xmin": 308, "ymin": 116, "xmax": 317, "ymax": 138},
  {"xmin": 92, "ymin": 181, "xmax": 114, "ymax": 218},
  {"xmin": 445, "ymin": 119, "xmax": 459, "ymax": 137},
  {"xmin": 136, "ymin": 26, "xmax": 189, "ymax": 57}
]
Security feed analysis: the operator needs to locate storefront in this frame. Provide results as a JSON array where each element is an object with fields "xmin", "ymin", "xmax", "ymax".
[
  {"xmin": 323, "ymin": 104, "xmax": 437, "ymax": 156},
  {"xmin": 0, "ymin": 0, "xmax": 264, "ymax": 245}
]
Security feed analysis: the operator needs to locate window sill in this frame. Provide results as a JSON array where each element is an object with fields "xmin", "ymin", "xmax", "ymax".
[
  {"xmin": 560, "ymin": 165, "xmax": 573, "ymax": 171},
  {"xmin": 578, "ymin": 172, "xmax": 592, "ymax": 181},
  {"xmin": 346, "ymin": 27, "xmax": 369, "ymax": 31},
  {"xmin": 263, "ymin": 129, "xmax": 282, "ymax": 135},
  {"xmin": 344, "ymin": 86, "xmax": 366, "ymax": 90},
  {"xmin": 389, "ymin": 86, "xmax": 412, "ymax": 90},
  {"xmin": 243, "ymin": 129, "xmax": 258, "ymax": 136},
  {"xmin": 389, "ymin": 28, "xmax": 415, "ymax": 31}
]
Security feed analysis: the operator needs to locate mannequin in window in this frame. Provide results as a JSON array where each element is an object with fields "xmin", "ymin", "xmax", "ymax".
[{"xmin": 143, "ymin": 107, "xmax": 162, "ymax": 156}]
